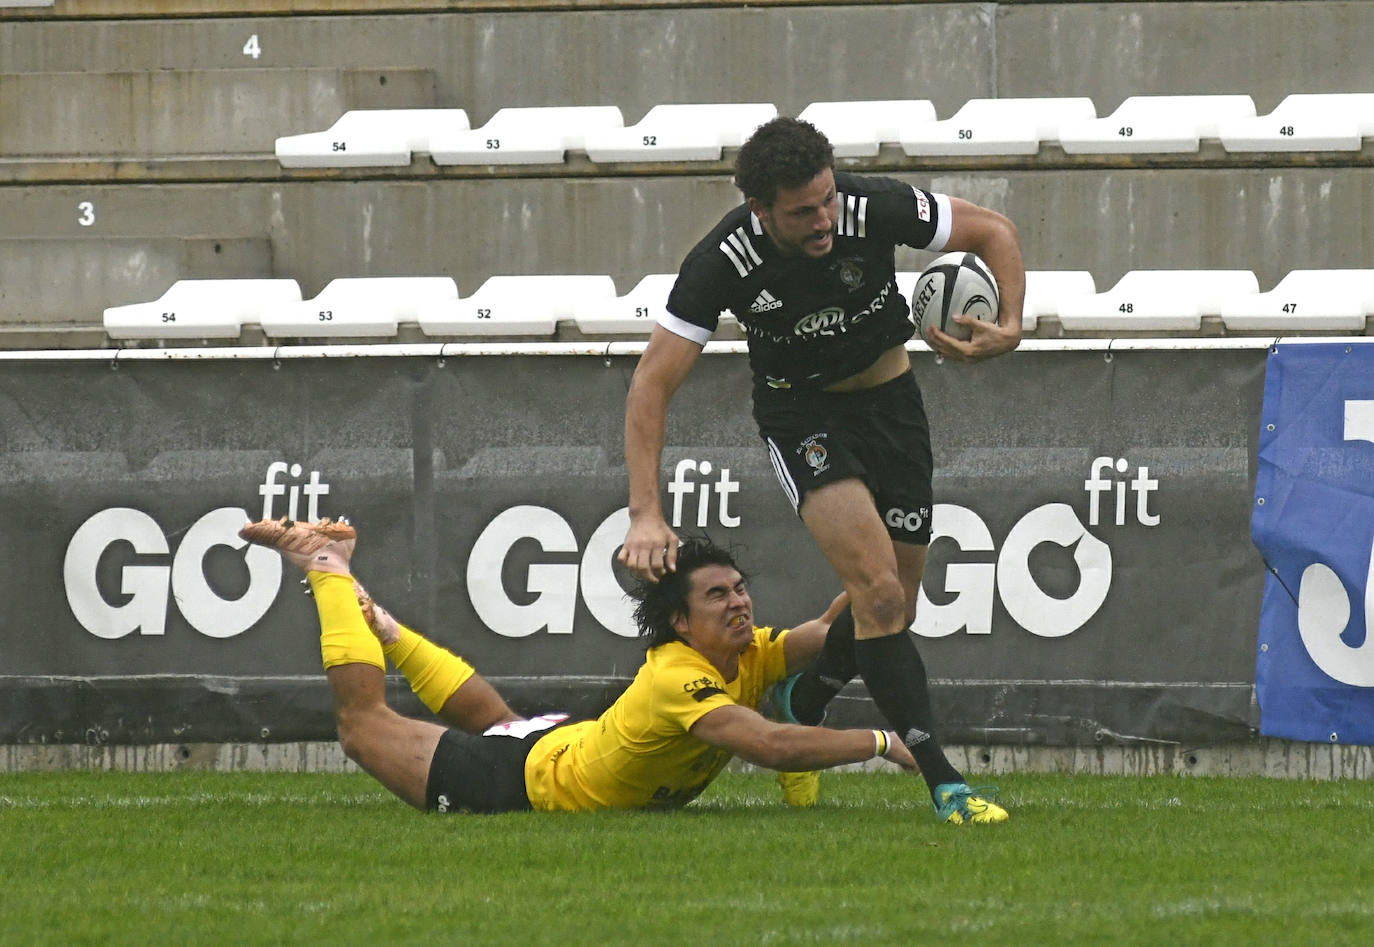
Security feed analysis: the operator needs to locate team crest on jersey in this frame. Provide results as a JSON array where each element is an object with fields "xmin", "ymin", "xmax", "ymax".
[
  {"xmin": 799, "ymin": 434, "xmax": 830, "ymax": 475},
  {"xmin": 836, "ymin": 258, "xmax": 864, "ymax": 290}
]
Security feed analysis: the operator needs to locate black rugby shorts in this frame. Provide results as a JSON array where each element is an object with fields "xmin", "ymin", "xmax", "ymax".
[
  {"xmin": 424, "ymin": 714, "xmax": 571, "ymax": 814},
  {"xmin": 754, "ymin": 370, "xmax": 934, "ymax": 545}
]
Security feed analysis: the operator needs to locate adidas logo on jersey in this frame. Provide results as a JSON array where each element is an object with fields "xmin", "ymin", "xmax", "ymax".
[{"xmin": 750, "ymin": 290, "xmax": 783, "ymax": 313}]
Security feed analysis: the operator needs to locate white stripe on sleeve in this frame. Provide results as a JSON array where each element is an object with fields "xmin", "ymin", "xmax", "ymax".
[
  {"xmin": 928, "ymin": 192, "xmax": 954, "ymax": 252},
  {"xmin": 657, "ymin": 310, "xmax": 715, "ymax": 346}
]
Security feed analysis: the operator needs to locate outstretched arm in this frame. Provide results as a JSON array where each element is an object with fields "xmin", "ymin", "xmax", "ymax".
[
  {"xmin": 620, "ymin": 325, "xmax": 704, "ymax": 580},
  {"xmin": 690, "ymin": 703, "xmax": 916, "ymax": 772},
  {"xmin": 782, "ymin": 590, "xmax": 849, "ymax": 674}
]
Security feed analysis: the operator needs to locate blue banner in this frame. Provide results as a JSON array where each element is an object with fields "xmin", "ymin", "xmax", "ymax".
[{"xmin": 1253, "ymin": 342, "xmax": 1374, "ymax": 745}]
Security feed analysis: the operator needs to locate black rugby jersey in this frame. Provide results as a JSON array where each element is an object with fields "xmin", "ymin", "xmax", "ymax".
[{"xmin": 664, "ymin": 172, "xmax": 952, "ymax": 393}]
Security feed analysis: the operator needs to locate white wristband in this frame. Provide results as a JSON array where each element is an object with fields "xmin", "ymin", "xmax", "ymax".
[{"xmin": 872, "ymin": 729, "xmax": 889, "ymax": 759}]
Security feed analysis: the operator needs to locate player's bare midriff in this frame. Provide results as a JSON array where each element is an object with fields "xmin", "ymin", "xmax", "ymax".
[{"xmin": 821, "ymin": 344, "xmax": 910, "ymax": 393}]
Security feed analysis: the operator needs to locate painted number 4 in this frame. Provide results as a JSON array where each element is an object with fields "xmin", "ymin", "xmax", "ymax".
[{"xmin": 243, "ymin": 34, "xmax": 262, "ymax": 59}]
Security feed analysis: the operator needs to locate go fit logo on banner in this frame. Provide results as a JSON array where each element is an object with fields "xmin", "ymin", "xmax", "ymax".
[
  {"xmin": 471, "ymin": 456, "xmax": 1162, "ymax": 641},
  {"xmin": 63, "ymin": 454, "xmax": 1160, "ymax": 641},
  {"xmin": 64, "ymin": 462, "xmax": 326, "ymax": 639},
  {"xmin": 914, "ymin": 455, "xmax": 1159, "ymax": 639},
  {"xmin": 467, "ymin": 459, "xmax": 742, "ymax": 638}
]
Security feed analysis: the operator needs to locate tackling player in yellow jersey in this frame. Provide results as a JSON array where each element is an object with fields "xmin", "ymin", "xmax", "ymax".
[{"xmin": 239, "ymin": 518, "xmax": 924, "ymax": 815}]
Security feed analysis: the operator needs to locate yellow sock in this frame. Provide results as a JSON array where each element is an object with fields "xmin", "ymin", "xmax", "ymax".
[
  {"xmin": 383, "ymin": 625, "xmax": 476, "ymax": 714},
  {"xmin": 308, "ymin": 571, "xmax": 385, "ymax": 672}
]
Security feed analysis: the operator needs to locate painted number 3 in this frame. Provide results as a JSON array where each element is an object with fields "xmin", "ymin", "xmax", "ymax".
[{"xmin": 77, "ymin": 201, "xmax": 95, "ymax": 227}]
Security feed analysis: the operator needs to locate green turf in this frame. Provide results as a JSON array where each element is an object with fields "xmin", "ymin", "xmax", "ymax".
[{"xmin": 2, "ymin": 770, "xmax": 1372, "ymax": 945}]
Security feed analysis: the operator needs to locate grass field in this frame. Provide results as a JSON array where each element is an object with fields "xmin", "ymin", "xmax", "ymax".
[{"xmin": 3, "ymin": 769, "xmax": 1372, "ymax": 946}]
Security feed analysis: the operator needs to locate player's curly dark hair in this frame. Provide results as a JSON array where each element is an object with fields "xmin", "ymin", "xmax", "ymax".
[
  {"xmin": 630, "ymin": 536, "xmax": 751, "ymax": 648},
  {"xmin": 733, "ymin": 117, "xmax": 835, "ymax": 207}
]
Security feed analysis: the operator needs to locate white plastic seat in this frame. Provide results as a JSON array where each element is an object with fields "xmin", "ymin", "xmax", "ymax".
[
  {"xmin": 259, "ymin": 277, "xmax": 457, "ymax": 338},
  {"xmin": 1057, "ymin": 270, "xmax": 1259, "ymax": 331},
  {"xmin": 897, "ymin": 269, "xmax": 1094, "ymax": 333},
  {"xmin": 275, "ymin": 109, "xmax": 470, "ymax": 168},
  {"xmin": 572, "ymin": 274, "xmax": 675, "ymax": 335},
  {"xmin": 583, "ymin": 104, "xmax": 778, "ymax": 162},
  {"xmin": 895, "ymin": 272, "xmax": 920, "ymax": 307},
  {"xmin": 429, "ymin": 106, "xmax": 625, "ymax": 165},
  {"xmin": 798, "ymin": 100, "xmax": 936, "ymax": 157},
  {"xmin": 418, "ymin": 275, "xmax": 616, "ymax": 336},
  {"xmin": 1218, "ymin": 270, "xmax": 1374, "ymax": 330},
  {"xmin": 901, "ymin": 97, "xmax": 1097, "ymax": 156},
  {"xmin": 894, "ymin": 271, "xmax": 929, "ymax": 343},
  {"xmin": 1021, "ymin": 271, "xmax": 1098, "ymax": 330},
  {"xmin": 104, "ymin": 279, "xmax": 301, "ymax": 339},
  {"xmin": 1218, "ymin": 94, "xmax": 1374, "ymax": 152},
  {"xmin": 1058, "ymin": 95, "xmax": 1256, "ymax": 154}
]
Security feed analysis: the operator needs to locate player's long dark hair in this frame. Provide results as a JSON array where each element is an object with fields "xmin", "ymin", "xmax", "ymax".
[
  {"xmin": 630, "ymin": 536, "xmax": 750, "ymax": 648},
  {"xmin": 733, "ymin": 117, "xmax": 834, "ymax": 207}
]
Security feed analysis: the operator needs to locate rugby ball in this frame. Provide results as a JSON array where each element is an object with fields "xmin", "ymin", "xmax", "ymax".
[{"xmin": 910, "ymin": 252, "xmax": 999, "ymax": 342}]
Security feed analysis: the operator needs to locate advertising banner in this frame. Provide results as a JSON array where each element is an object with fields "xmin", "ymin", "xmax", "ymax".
[
  {"xmin": 0, "ymin": 346, "xmax": 1267, "ymax": 746},
  {"xmin": 1252, "ymin": 342, "xmax": 1374, "ymax": 745}
]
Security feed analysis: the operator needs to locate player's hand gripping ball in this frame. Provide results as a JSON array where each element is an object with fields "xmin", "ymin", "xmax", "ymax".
[{"xmin": 911, "ymin": 251, "xmax": 1000, "ymax": 342}]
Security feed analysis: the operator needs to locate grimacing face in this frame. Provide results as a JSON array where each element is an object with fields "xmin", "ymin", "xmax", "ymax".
[
  {"xmin": 672, "ymin": 564, "xmax": 755, "ymax": 657},
  {"xmin": 750, "ymin": 167, "xmax": 838, "ymax": 259}
]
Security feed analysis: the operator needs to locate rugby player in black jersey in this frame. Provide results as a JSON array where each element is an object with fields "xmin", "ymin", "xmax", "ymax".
[{"xmin": 619, "ymin": 117, "xmax": 1022, "ymax": 823}]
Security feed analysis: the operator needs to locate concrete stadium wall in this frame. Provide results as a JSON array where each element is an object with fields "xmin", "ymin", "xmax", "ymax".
[
  {"xmin": 0, "ymin": 68, "xmax": 434, "ymax": 157},
  {"xmin": 6, "ymin": 739, "xmax": 1373, "ymax": 780},
  {"xmin": 0, "ymin": 235, "xmax": 271, "ymax": 344},
  {"xmin": 998, "ymin": 1, "xmax": 1374, "ymax": 112},
  {"xmin": 1, "ymin": 1, "xmax": 1371, "ymax": 341},
  {"xmin": 3, "ymin": 3, "xmax": 1373, "ymax": 120},
  {"xmin": 2, "ymin": 167, "xmax": 1370, "ymax": 336}
]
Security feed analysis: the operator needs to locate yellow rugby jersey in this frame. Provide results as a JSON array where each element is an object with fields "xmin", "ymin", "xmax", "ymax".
[{"xmin": 523, "ymin": 626, "xmax": 791, "ymax": 812}]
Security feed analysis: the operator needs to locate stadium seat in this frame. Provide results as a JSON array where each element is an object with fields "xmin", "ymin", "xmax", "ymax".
[
  {"xmin": 275, "ymin": 109, "xmax": 470, "ymax": 168},
  {"xmin": 1218, "ymin": 94, "xmax": 1374, "ymax": 152},
  {"xmin": 894, "ymin": 271, "xmax": 935, "ymax": 343},
  {"xmin": 1058, "ymin": 95, "xmax": 1257, "ymax": 154},
  {"xmin": 572, "ymin": 273, "xmax": 674, "ymax": 335},
  {"xmin": 900, "ymin": 97, "xmax": 1097, "ymax": 156},
  {"xmin": 797, "ymin": 100, "xmax": 936, "ymax": 157},
  {"xmin": 583, "ymin": 103, "xmax": 778, "ymax": 162},
  {"xmin": 895, "ymin": 272, "xmax": 920, "ymax": 307},
  {"xmin": 259, "ymin": 277, "xmax": 457, "ymax": 338},
  {"xmin": 417, "ymin": 275, "xmax": 616, "ymax": 336},
  {"xmin": 3, "ymin": 236, "xmax": 272, "ymax": 340},
  {"xmin": 897, "ymin": 269, "xmax": 1092, "ymax": 333},
  {"xmin": 429, "ymin": 106, "xmax": 625, "ymax": 165},
  {"xmin": 104, "ymin": 279, "xmax": 302, "ymax": 340},
  {"xmin": 1056, "ymin": 270, "xmax": 1259, "ymax": 331},
  {"xmin": 1218, "ymin": 270, "xmax": 1374, "ymax": 331},
  {"xmin": 1021, "ymin": 270, "xmax": 1098, "ymax": 331}
]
